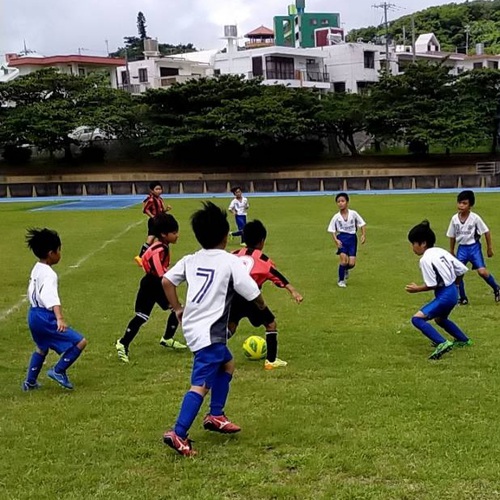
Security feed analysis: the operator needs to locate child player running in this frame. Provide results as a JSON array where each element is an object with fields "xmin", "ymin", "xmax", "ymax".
[
  {"xmin": 229, "ymin": 220, "xmax": 303, "ymax": 370},
  {"xmin": 406, "ymin": 220, "xmax": 471, "ymax": 360},
  {"xmin": 23, "ymin": 228, "xmax": 87, "ymax": 390},
  {"xmin": 135, "ymin": 181, "xmax": 172, "ymax": 266},
  {"xmin": 327, "ymin": 192, "xmax": 366, "ymax": 288},
  {"xmin": 162, "ymin": 202, "xmax": 267, "ymax": 457},
  {"xmin": 117, "ymin": 213, "xmax": 186, "ymax": 363},
  {"xmin": 228, "ymin": 186, "xmax": 249, "ymax": 246},
  {"xmin": 446, "ymin": 190, "xmax": 500, "ymax": 304}
]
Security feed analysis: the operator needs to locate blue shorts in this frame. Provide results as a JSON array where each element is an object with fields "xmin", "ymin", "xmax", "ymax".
[
  {"xmin": 28, "ymin": 307, "xmax": 84, "ymax": 355},
  {"xmin": 336, "ymin": 233, "xmax": 358, "ymax": 257},
  {"xmin": 421, "ymin": 285, "xmax": 458, "ymax": 320},
  {"xmin": 457, "ymin": 242, "xmax": 485, "ymax": 270},
  {"xmin": 235, "ymin": 215, "xmax": 247, "ymax": 232},
  {"xmin": 191, "ymin": 343, "xmax": 233, "ymax": 389}
]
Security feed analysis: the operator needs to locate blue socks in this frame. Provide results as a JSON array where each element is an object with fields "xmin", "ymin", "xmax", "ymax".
[
  {"xmin": 175, "ymin": 391, "xmax": 204, "ymax": 439},
  {"xmin": 338, "ymin": 265, "xmax": 347, "ymax": 281},
  {"xmin": 484, "ymin": 274, "xmax": 499, "ymax": 291},
  {"xmin": 437, "ymin": 319, "xmax": 469, "ymax": 342},
  {"xmin": 210, "ymin": 371, "xmax": 233, "ymax": 416},
  {"xmin": 54, "ymin": 345, "xmax": 82, "ymax": 373},
  {"xmin": 411, "ymin": 317, "xmax": 446, "ymax": 345},
  {"xmin": 26, "ymin": 351, "xmax": 46, "ymax": 384}
]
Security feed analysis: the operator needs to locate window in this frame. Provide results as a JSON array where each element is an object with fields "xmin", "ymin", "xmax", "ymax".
[
  {"xmin": 160, "ymin": 67, "xmax": 179, "ymax": 77},
  {"xmin": 138, "ymin": 68, "xmax": 148, "ymax": 83},
  {"xmin": 357, "ymin": 81, "xmax": 374, "ymax": 94},
  {"xmin": 121, "ymin": 70, "xmax": 129, "ymax": 85},
  {"xmin": 265, "ymin": 56, "xmax": 294, "ymax": 80},
  {"xmin": 214, "ymin": 69, "xmax": 221, "ymax": 76},
  {"xmin": 252, "ymin": 56, "xmax": 263, "ymax": 77},
  {"xmin": 78, "ymin": 67, "xmax": 85, "ymax": 76},
  {"xmin": 473, "ymin": 62, "xmax": 483, "ymax": 69},
  {"xmin": 364, "ymin": 51, "xmax": 375, "ymax": 69},
  {"xmin": 333, "ymin": 81, "xmax": 346, "ymax": 93},
  {"xmin": 321, "ymin": 19, "xmax": 329, "ymax": 25},
  {"xmin": 310, "ymin": 19, "xmax": 317, "ymax": 25},
  {"xmin": 488, "ymin": 60, "xmax": 499, "ymax": 69}
]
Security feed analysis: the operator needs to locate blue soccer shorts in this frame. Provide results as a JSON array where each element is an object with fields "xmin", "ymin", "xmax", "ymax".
[
  {"xmin": 28, "ymin": 307, "xmax": 84, "ymax": 354},
  {"xmin": 336, "ymin": 233, "xmax": 358, "ymax": 257},
  {"xmin": 191, "ymin": 343, "xmax": 233, "ymax": 389},
  {"xmin": 457, "ymin": 242, "xmax": 486, "ymax": 270},
  {"xmin": 235, "ymin": 215, "xmax": 247, "ymax": 232},
  {"xmin": 421, "ymin": 285, "xmax": 458, "ymax": 320}
]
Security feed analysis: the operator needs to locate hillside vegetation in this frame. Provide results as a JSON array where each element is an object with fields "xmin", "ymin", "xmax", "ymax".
[{"xmin": 349, "ymin": 0, "xmax": 500, "ymax": 54}]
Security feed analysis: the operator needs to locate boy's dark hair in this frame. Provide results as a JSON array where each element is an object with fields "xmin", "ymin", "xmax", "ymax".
[
  {"xmin": 152, "ymin": 213, "xmax": 179, "ymax": 238},
  {"xmin": 191, "ymin": 201, "xmax": 229, "ymax": 249},
  {"xmin": 231, "ymin": 186, "xmax": 242, "ymax": 195},
  {"xmin": 149, "ymin": 181, "xmax": 162, "ymax": 191},
  {"xmin": 457, "ymin": 190, "xmax": 475, "ymax": 206},
  {"xmin": 335, "ymin": 192, "xmax": 349, "ymax": 202},
  {"xmin": 243, "ymin": 220, "xmax": 267, "ymax": 248},
  {"xmin": 26, "ymin": 228, "xmax": 61, "ymax": 259},
  {"xmin": 408, "ymin": 220, "xmax": 436, "ymax": 248}
]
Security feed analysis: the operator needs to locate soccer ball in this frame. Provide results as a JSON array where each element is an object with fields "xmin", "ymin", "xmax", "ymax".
[{"xmin": 242, "ymin": 335, "xmax": 267, "ymax": 361}]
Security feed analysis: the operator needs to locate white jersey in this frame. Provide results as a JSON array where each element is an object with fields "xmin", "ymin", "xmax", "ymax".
[
  {"xmin": 165, "ymin": 249, "xmax": 260, "ymax": 352},
  {"xmin": 446, "ymin": 212, "xmax": 489, "ymax": 246},
  {"xmin": 228, "ymin": 197, "xmax": 249, "ymax": 216},
  {"xmin": 27, "ymin": 262, "xmax": 61, "ymax": 309},
  {"xmin": 419, "ymin": 247, "xmax": 468, "ymax": 288},
  {"xmin": 327, "ymin": 209, "xmax": 366, "ymax": 234}
]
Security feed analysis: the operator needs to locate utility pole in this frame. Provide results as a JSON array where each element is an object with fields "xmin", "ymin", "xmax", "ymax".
[
  {"xmin": 373, "ymin": 2, "xmax": 397, "ymax": 71},
  {"xmin": 411, "ymin": 15, "xmax": 416, "ymax": 62},
  {"xmin": 465, "ymin": 25, "xmax": 470, "ymax": 55}
]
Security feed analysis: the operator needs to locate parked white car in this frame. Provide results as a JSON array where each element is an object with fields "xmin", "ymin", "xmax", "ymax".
[{"xmin": 69, "ymin": 126, "xmax": 114, "ymax": 142}]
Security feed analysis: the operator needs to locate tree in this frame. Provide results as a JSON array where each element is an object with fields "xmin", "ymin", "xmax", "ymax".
[
  {"xmin": 137, "ymin": 11, "xmax": 147, "ymax": 40},
  {"xmin": 0, "ymin": 69, "xmax": 141, "ymax": 160}
]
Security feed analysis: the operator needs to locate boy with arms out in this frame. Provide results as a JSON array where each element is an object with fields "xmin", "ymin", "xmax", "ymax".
[
  {"xmin": 446, "ymin": 190, "xmax": 500, "ymax": 304},
  {"xmin": 327, "ymin": 192, "xmax": 366, "ymax": 288},
  {"xmin": 406, "ymin": 220, "xmax": 471, "ymax": 360},
  {"xmin": 162, "ymin": 202, "xmax": 267, "ymax": 457},
  {"xmin": 228, "ymin": 186, "xmax": 249, "ymax": 246},
  {"xmin": 117, "ymin": 213, "xmax": 186, "ymax": 363},
  {"xmin": 23, "ymin": 228, "xmax": 87, "ymax": 390},
  {"xmin": 229, "ymin": 220, "xmax": 303, "ymax": 370},
  {"xmin": 135, "ymin": 181, "xmax": 172, "ymax": 265}
]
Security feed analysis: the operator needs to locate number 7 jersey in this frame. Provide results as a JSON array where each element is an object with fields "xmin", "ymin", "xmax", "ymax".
[{"xmin": 164, "ymin": 249, "xmax": 260, "ymax": 351}]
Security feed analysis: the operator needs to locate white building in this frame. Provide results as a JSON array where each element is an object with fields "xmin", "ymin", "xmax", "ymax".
[
  {"xmin": 116, "ymin": 40, "xmax": 213, "ymax": 93},
  {"xmin": 4, "ymin": 53, "xmax": 124, "ymax": 87},
  {"xmin": 317, "ymin": 42, "xmax": 383, "ymax": 93}
]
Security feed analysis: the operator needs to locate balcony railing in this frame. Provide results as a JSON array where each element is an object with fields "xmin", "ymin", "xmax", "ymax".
[{"xmin": 248, "ymin": 70, "xmax": 330, "ymax": 83}]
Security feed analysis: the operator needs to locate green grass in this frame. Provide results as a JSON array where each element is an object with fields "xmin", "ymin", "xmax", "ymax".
[{"xmin": 1, "ymin": 193, "xmax": 500, "ymax": 499}]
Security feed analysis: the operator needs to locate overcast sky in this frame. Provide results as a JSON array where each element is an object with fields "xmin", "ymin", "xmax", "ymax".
[{"xmin": 1, "ymin": 0, "xmax": 455, "ymax": 57}]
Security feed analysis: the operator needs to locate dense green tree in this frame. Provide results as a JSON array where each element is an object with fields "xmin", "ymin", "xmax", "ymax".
[
  {"xmin": 0, "ymin": 69, "xmax": 141, "ymax": 159},
  {"xmin": 137, "ymin": 12, "xmax": 147, "ymax": 40}
]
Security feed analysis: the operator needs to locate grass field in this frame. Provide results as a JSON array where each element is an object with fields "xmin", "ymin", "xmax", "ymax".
[{"xmin": 1, "ymin": 193, "xmax": 500, "ymax": 500}]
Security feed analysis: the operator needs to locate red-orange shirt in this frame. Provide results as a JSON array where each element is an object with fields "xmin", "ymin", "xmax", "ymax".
[
  {"xmin": 143, "ymin": 194, "xmax": 164, "ymax": 217},
  {"xmin": 142, "ymin": 242, "xmax": 171, "ymax": 278},
  {"xmin": 232, "ymin": 247, "xmax": 289, "ymax": 289}
]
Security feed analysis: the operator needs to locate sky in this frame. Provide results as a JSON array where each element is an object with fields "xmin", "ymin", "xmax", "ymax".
[{"xmin": 1, "ymin": 0, "xmax": 456, "ymax": 57}]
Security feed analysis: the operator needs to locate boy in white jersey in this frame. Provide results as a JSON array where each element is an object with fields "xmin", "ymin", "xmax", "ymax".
[
  {"xmin": 23, "ymin": 228, "xmax": 87, "ymax": 391},
  {"xmin": 446, "ymin": 190, "xmax": 500, "ymax": 304},
  {"xmin": 161, "ymin": 202, "xmax": 267, "ymax": 457},
  {"xmin": 228, "ymin": 186, "xmax": 249, "ymax": 246},
  {"xmin": 327, "ymin": 192, "xmax": 366, "ymax": 287},
  {"xmin": 406, "ymin": 221, "xmax": 471, "ymax": 360}
]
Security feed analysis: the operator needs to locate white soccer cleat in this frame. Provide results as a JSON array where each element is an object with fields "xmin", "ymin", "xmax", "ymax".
[{"xmin": 337, "ymin": 281, "xmax": 347, "ymax": 288}]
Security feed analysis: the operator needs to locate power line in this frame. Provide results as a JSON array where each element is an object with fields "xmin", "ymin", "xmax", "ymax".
[{"xmin": 372, "ymin": 2, "xmax": 398, "ymax": 70}]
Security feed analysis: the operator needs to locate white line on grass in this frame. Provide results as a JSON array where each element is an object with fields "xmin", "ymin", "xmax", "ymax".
[{"xmin": 0, "ymin": 220, "xmax": 143, "ymax": 322}]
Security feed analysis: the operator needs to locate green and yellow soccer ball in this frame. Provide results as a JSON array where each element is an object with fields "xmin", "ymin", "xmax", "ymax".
[{"xmin": 242, "ymin": 335, "xmax": 267, "ymax": 360}]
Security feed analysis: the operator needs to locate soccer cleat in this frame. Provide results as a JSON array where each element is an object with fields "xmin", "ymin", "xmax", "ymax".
[
  {"xmin": 495, "ymin": 288, "xmax": 500, "ymax": 303},
  {"xmin": 453, "ymin": 339, "xmax": 473, "ymax": 348},
  {"xmin": 22, "ymin": 380, "xmax": 41, "ymax": 391},
  {"xmin": 239, "ymin": 242, "xmax": 246, "ymax": 247},
  {"xmin": 264, "ymin": 358, "xmax": 288, "ymax": 370},
  {"xmin": 47, "ymin": 368, "xmax": 73, "ymax": 389},
  {"xmin": 458, "ymin": 297, "xmax": 469, "ymax": 306},
  {"xmin": 428, "ymin": 340, "xmax": 454, "ymax": 360},
  {"xmin": 163, "ymin": 430, "xmax": 197, "ymax": 457},
  {"xmin": 134, "ymin": 256, "xmax": 143, "ymax": 267},
  {"xmin": 115, "ymin": 339, "xmax": 130, "ymax": 363},
  {"xmin": 203, "ymin": 414, "xmax": 241, "ymax": 434},
  {"xmin": 337, "ymin": 281, "xmax": 347, "ymax": 288},
  {"xmin": 160, "ymin": 337, "xmax": 187, "ymax": 350}
]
